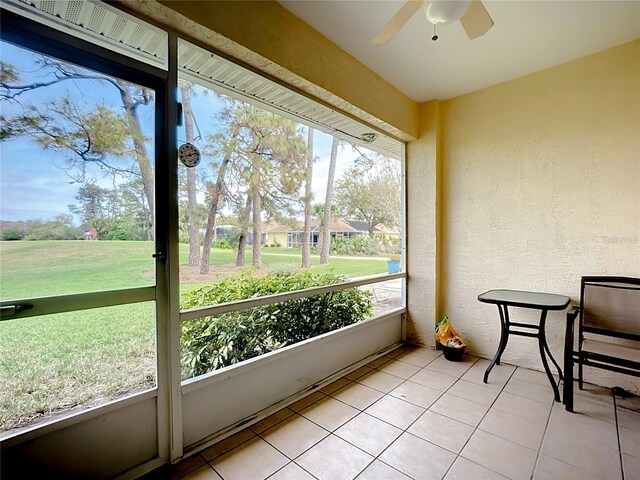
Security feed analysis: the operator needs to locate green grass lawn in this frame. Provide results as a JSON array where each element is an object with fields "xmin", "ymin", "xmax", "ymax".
[
  {"xmin": 0, "ymin": 303, "xmax": 155, "ymax": 431},
  {"xmin": 0, "ymin": 240, "xmax": 388, "ymax": 432}
]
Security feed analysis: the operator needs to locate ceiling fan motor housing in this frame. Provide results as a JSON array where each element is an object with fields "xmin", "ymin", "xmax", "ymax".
[{"xmin": 425, "ymin": 0, "xmax": 471, "ymax": 25}]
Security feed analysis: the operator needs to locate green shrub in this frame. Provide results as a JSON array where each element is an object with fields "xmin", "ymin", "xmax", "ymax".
[
  {"xmin": 180, "ymin": 271, "xmax": 372, "ymax": 378},
  {"xmin": 25, "ymin": 216, "xmax": 80, "ymax": 240},
  {"xmin": 1, "ymin": 228, "xmax": 24, "ymax": 241},
  {"xmin": 212, "ymin": 238, "xmax": 233, "ymax": 249},
  {"xmin": 329, "ymin": 235, "xmax": 401, "ymax": 257}
]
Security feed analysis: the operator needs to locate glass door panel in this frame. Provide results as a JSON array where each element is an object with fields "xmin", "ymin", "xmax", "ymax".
[
  {"xmin": 0, "ymin": 40, "xmax": 159, "ymax": 435},
  {"xmin": 0, "ymin": 40, "xmax": 156, "ymax": 301}
]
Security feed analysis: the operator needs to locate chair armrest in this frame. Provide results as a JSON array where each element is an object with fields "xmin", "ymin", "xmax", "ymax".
[{"xmin": 565, "ymin": 306, "xmax": 579, "ymax": 344}]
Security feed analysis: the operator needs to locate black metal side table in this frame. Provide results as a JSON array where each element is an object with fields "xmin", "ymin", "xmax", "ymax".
[{"xmin": 478, "ymin": 289, "xmax": 571, "ymax": 401}]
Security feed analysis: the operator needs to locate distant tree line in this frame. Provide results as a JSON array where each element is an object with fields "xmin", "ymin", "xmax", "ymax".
[{"xmin": 1, "ymin": 217, "xmax": 77, "ymax": 241}]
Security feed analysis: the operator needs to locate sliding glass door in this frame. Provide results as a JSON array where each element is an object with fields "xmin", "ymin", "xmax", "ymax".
[{"xmin": 0, "ymin": 18, "xmax": 168, "ymax": 440}]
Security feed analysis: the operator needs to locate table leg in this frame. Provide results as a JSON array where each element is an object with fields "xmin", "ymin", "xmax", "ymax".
[
  {"xmin": 538, "ymin": 309, "xmax": 561, "ymax": 401},
  {"xmin": 484, "ymin": 304, "xmax": 510, "ymax": 383},
  {"xmin": 495, "ymin": 304, "xmax": 510, "ymax": 366},
  {"xmin": 543, "ymin": 338, "xmax": 563, "ymax": 382}
]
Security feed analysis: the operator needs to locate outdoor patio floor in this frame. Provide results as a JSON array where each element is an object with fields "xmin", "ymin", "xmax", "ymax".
[{"xmin": 145, "ymin": 345, "xmax": 640, "ymax": 480}]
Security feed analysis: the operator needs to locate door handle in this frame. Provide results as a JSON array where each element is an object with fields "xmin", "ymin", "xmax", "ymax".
[{"xmin": 152, "ymin": 251, "xmax": 167, "ymax": 262}]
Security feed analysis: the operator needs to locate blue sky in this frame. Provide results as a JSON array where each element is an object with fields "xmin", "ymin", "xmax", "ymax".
[
  {"xmin": 0, "ymin": 40, "xmax": 358, "ymax": 225},
  {"xmin": 1, "ymin": 40, "xmax": 155, "ymax": 223}
]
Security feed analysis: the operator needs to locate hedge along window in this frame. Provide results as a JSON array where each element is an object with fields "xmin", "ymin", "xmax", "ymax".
[
  {"xmin": 180, "ymin": 272, "xmax": 374, "ymax": 380},
  {"xmin": 176, "ymin": 39, "xmax": 403, "ymax": 381}
]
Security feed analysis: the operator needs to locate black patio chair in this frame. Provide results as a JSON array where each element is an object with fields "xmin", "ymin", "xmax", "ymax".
[{"xmin": 563, "ymin": 276, "xmax": 640, "ymax": 412}]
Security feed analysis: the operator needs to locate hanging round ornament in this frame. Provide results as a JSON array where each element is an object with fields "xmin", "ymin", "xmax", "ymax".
[{"xmin": 178, "ymin": 143, "xmax": 201, "ymax": 168}]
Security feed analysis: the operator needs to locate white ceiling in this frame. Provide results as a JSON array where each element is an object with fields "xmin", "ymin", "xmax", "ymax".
[{"xmin": 279, "ymin": 1, "xmax": 640, "ymax": 102}]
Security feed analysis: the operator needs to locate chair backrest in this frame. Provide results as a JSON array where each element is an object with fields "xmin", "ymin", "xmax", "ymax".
[{"xmin": 580, "ymin": 276, "xmax": 640, "ymax": 339}]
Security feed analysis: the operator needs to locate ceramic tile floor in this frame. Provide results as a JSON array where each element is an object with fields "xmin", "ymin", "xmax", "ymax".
[{"xmin": 145, "ymin": 346, "xmax": 640, "ymax": 480}]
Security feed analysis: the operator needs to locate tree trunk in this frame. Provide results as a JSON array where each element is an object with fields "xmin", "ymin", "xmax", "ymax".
[
  {"xmin": 180, "ymin": 84, "xmax": 200, "ymax": 267},
  {"xmin": 200, "ymin": 125, "xmax": 239, "ymax": 274},
  {"xmin": 252, "ymin": 187, "xmax": 262, "ymax": 269},
  {"xmin": 116, "ymin": 80, "xmax": 155, "ymax": 236},
  {"xmin": 236, "ymin": 233, "xmax": 247, "ymax": 266},
  {"xmin": 301, "ymin": 127, "xmax": 314, "ymax": 268},
  {"xmin": 317, "ymin": 226, "xmax": 325, "ymax": 259},
  {"xmin": 199, "ymin": 183, "xmax": 222, "ymax": 275},
  {"xmin": 249, "ymin": 149, "xmax": 263, "ymax": 269},
  {"xmin": 236, "ymin": 194, "xmax": 252, "ymax": 267},
  {"xmin": 320, "ymin": 136, "xmax": 339, "ymax": 264}
]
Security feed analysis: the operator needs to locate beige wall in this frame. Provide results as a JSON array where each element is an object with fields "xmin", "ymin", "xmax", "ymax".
[
  {"xmin": 438, "ymin": 40, "xmax": 640, "ymax": 391},
  {"xmin": 406, "ymin": 101, "xmax": 440, "ymax": 346},
  {"xmin": 268, "ymin": 232, "xmax": 287, "ymax": 247}
]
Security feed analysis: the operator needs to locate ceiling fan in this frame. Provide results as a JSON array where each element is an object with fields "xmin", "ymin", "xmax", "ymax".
[{"xmin": 372, "ymin": 0, "xmax": 494, "ymax": 43}]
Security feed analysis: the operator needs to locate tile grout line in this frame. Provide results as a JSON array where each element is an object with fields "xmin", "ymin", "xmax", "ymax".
[
  {"xmin": 378, "ymin": 356, "xmax": 522, "ymax": 480},
  {"xmin": 258, "ymin": 346, "xmax": 418, "ymax": 480},
  {"xmin": 177, "ymin": 354, "xmax": 629, "ymax": 480},
  {"xmin": 440, "ymin": 362, "xmax": 518, "ymax": 480},
  {"xmin": 361, "ymin": 354, "xmax": 483, "ymax": 480},
  {"xmin": 181, "ymin": 348, "xmax": 409, "ymax": 478},
  {"xmin": 255, "ymin": 407, "xmax": 332, "ymax": 465},
  {"xmin": 258, "ymin": 396, "xmax": 376, "ymax": 477},
  {"xmin": 199, "ymin": 450, "xmax": 225, "ymax": 480},
  {"xmin": 528, "ymin": 382, "xmax": 559, "ymax": 480},
  {"xmin": 613, "ymin": 393, "xmax": 626, "ymax": 480},
  {"xmin": 207, "ymin": 458, "xmax": 224, "ymax": 480},
  {"xmin": 339, "ymin": 353, "xmax": 447, "ymax": 478},
  {"xmin": 187, "ymin": 453, "xmax": 209, "ymax": 479},
  {"xmin": 208, "ymin": 355, "xmax": 480, "ymax": 480},
  {"xmin": 366, "ymin": 354, "xmax": 526, "ymax": 480},
  {"xmin": 266, "ymin": 458, "xmax": 320, "ymax": 480},
  {"xmin": 538, "ymin": 384, "xmax": 626, "ymax": 480},
  {"xmin": 203, "ymin": 352, "xmax": 538, "ymax": 480},
  {"xmin": 348, "ymin": 350, "xmax": 452, "ymax": 479},
  {"xmin": 255, "ymin": 350, "xmax": 442, "ymax": 480}
]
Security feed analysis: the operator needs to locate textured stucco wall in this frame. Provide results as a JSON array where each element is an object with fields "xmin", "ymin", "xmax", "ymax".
[
  {"xmin": 439, "ymin": 40, "xmax": 640, "ymax": 391},
  {"xmin": 406, "ymin": 101, "xmax": 440, "ymax": 347}
]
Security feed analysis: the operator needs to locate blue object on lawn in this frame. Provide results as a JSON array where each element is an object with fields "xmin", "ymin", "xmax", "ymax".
[{"xmin": 387, "ymin": 260, "xmax": 400, "ymax": 274}]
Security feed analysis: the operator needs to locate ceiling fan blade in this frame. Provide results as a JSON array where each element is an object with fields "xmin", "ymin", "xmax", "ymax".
[
  {"xmin": 460, "ymin": 0, "xmax": 494, "ymax": 39},
  {"xmin": 371, "ymin": 1, "xmax": 423, "ymax": 45}
]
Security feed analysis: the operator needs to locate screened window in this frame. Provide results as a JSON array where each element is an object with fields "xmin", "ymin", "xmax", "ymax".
[{"xmin": 175, "ymin": 41, "xmax": 404, "ymax": 381}]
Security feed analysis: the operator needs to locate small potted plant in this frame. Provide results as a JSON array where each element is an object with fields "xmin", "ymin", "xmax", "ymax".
[
  {"xmin": 387, "ymin": 254, "xmax": 401, "ymax": 274},
  {"xmin": 435, "ymin": 316, "xmax": 467, "ymax": 361}
]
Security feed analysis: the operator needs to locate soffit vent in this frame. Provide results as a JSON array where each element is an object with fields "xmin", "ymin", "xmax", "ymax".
[
  {"xmin": 178, "ymin": 39, "xmax": 402, "ymax": 159},
  {"xmin": 2, "ymin": 0, "xmax": 167, "ymax": 69}
]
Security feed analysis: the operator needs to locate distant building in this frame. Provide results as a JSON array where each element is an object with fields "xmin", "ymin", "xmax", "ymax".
[
  {"xmin": 217, "ymin": 219, "xmax": 398, "ymax": 248},
  {"xmin": 263, "ymin": 218, "xmax": 398, "ymax": 248}
]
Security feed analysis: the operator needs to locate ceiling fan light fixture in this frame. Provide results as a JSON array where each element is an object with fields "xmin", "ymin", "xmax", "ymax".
[
  {"xmin": 371, "ymin": 0, "xmax": 493, "ymax": 45},
  {"xmin": 425, "ymin": 0, "xmax": 471, "ymax": 25}
]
